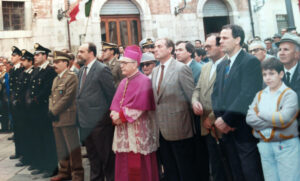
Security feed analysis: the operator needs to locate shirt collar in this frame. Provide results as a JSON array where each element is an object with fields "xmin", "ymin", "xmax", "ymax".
[
  {"xmin": 39, "ymin": 61, "xmax": 49, "ymax": 70},
  {"xmin": 86, "ymin": 58, "xmax": 97, "ymax": 69},
  {"xmin": 263, "ymin": 82, "xmax": 287, "ymax": 94},
  {"xmin": 14, "ymin": 62, "xmax": 21, "ymax": 70},
  {"xmin": 284, "ymin": 62, "xmax": 298, "ymax": 77},
  {"xmin": 213, "ymin": 56, "xmax": 226, "ymax": 66},
  {"xmin": 58, "ymin": 69, "xmax": 68, "ymax": 78},
  {"xmin": 186, "ymin": 59, "xmax": 193, "ymax": 67},
  {"xmin": 25, "ymin": 66, "xmax": 33, "ymax": 73},
  {"xmin": 160, "ymin": 56, "xmax": 172, "ymax": 70},
  {"xmin": 228, "ymin": 48, "xmax": 242, "ymax": 66}
]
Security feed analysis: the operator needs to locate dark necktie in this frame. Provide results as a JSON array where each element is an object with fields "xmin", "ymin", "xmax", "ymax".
[
  {"xmin": 225, "ymin": 59, "xmax": 231, "ymax": 78},
  {"xmin": 80, "ymin": 66, "xmax": 88, "ymax": 91},
  {"xmin": 157, "ymin": 65, "xmax": 165, "ymax": 94},
  {"xmin": 286, "ymin": 72, "xmax": 291, "ymax": 86}
]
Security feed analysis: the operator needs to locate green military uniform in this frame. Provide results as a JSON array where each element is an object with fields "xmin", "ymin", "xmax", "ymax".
[
  {"xmin": 49, "ymin": 51, "xmax": 84, "ymax": 181},
  {"xmin": 105, "ymin": 56, "xmax": 124, "ymax": 88},
  {"xmin": 102, "ymin": 42, "xmax": 125, "ymax": 87}
]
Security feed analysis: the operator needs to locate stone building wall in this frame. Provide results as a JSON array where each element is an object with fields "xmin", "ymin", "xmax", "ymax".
[{"xmin": 0, "ymin": 0, "xmax": 299, "ymax": 58}]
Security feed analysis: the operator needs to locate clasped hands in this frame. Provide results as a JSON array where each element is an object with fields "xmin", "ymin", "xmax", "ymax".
[
  {"xmin": 110, "ymin": 111, "xmax": 122, "ymax": 125},
  {"xmin": 192, "ymin": 101, "xmax": 234, "ymax": 134}
]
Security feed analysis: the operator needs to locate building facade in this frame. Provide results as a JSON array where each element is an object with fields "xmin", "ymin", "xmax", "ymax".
[{"xmin": 0, "ymin": 0, "xmax": 299, "ymax": 57}]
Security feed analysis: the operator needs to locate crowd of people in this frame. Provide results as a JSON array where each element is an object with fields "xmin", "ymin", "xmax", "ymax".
[{"xmin": 0, "ymin": 24, "xmax": 300, "ymax": 181}]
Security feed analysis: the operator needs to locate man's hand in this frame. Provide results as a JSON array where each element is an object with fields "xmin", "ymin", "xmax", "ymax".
[
  {"xmin": 215, "ymin": 117, "xmax": 234, "ymax": 134},
  {"xmin": 203, "ymin": 117, "xmax": 212, "ymax": 130},
  {"xmin": 110, "ymin": 111, "xmax": 122, "ymax": 125},
  {"xmin": 192, "ymin": 101, "xmax": 203, "ymax": 115},
  {"xmin": 48, "ymin": 111, "xmax": 58, "ymax": 122}
]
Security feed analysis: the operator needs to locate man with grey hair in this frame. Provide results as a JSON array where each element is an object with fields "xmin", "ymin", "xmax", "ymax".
[
  {"xmin": 277, "ymin": 33, "xmax": 300, "ymax": 131},
  {"xmin": 249, "ymin": 41, "xmax": 274, "ymax": 62}
]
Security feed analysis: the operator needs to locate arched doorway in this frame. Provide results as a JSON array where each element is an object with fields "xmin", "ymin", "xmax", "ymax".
[
  {"xmin": 203, "ymin": 0, "xmax": 230, "ymax": 35},
  {"xmin": 100, "ymin": 0, "xmax": 142, "ymax": 46}
]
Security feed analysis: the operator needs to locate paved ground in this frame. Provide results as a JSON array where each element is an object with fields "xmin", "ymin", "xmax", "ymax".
[{"xmin": 0, "ymin": 133, "xmax": 90, "ymax": 181}]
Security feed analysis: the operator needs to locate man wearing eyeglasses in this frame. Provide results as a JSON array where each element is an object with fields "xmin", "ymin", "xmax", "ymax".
[
  {"xmin": 140, "ymin": 52, "xmax": 157, "ymax": 78},
  {"xmin": 249, "ymin": 41, "xmax": 274, "ymax": 62},
  {"xmin": 101, "ymin": 42, "xmax": 124, "ymax": 87}
]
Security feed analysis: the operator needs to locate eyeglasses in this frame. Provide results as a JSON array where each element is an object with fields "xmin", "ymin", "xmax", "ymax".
[
  {"xmin": 141, "ymin": 62, "xmax": 155, "ymax": 67},
  {"xmin": 249, "ymin": 48, "xmax": 265, "ymax": 54},
  {"xmin": 120, "ymin": 61, "xmax": 136, "ymax": 66}
]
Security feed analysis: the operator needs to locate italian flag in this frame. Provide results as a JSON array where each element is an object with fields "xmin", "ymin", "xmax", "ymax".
[{"xmin": 69, "ymin": 0, "xmax": 92, "ymax": 24}]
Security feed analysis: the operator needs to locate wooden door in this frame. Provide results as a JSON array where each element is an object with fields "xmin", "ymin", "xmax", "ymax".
[{"xmin": 100, "ymin": 15, "xmax": 142, "ymax": 47}]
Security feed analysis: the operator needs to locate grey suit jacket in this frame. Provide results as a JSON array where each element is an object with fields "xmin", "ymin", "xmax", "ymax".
[
  {"xmin": 192, "ymin": 61, "xmax": 219, "ymax": 136},
  {"xmin": 76, "ymin": 60, "xmax": 115, "ymax": 128},
  {"xmin": 152, "ymin": 58, "xmax": 195, "ymax": 141}
]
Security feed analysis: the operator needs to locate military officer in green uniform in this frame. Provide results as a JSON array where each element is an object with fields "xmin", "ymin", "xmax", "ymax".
[
  {"xmin": 101, "ymin": 42, "xmax": 124, "ymax": 87},
  {"xmin": 49, "ymin": 51, "xmax": 84, "ymax": 181}
]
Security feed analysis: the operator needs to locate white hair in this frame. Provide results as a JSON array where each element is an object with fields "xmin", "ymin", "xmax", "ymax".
[{"xmin": 249, "ymin": 40, "xmax": 266, "ymax": 50}]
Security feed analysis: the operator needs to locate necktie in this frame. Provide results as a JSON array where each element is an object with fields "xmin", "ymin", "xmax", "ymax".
[
  {"xmin": 286, "ymin": 72, "xmax": 291, "ymax": 86},
  {"xmin": 80, "ymin": 66, "xmax": 87, "ymax": 91},
  {"xmin": 157, "ymin": 65, "xmax": 165, "ymax": 94},
  {"xmin": 225, "ymin": 59, "xmax": 231, "ymax": 77}
]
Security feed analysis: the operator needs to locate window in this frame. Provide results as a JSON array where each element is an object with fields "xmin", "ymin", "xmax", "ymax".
[
  {"xmin": 276, "ymin": 14, "xmax": 288, "ymax": 34},
  {"xmin": 2, "ymin": 1, "xmax": 25, "ymax": 30},
  {"xmin": 100, "ymin": 15, "xmax": 142, "ymax": 46}
]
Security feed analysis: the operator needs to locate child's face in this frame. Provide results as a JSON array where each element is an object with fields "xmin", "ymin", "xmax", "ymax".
[{"xmin": 262, "ymin": 69, "xmax": 284, "ymax": 91}]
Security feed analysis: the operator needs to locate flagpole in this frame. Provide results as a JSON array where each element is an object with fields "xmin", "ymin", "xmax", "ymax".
[
  {"xmin": 67, "ymin": 19, "xmax": 72, "ymax": 50},
  {"xmin": 83, "ymin": 0, "xmax": 94, "ymax": 42}
]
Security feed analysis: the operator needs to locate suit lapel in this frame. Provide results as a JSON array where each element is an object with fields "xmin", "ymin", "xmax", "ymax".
[
  {"xmin": 223, "ymin": 51, "xmax": 244, "ymax": 93},
  {"xmin": 157, "ymin": 59, "xmax": 176, "ymax": 102},
  {"xmin": 152, "ymin": 66, "xmax": 159, "ymax": 99},
  {"xmin": 291, "ymin": 63, "xmax": 300, "ymax": 87},
  {"xmin": 79, "ymin": 60, "xmax": 97, "ymax": 95},
  {"xmin": 204, "ymin": 62, "xmax": 215, "ymax": 95}
]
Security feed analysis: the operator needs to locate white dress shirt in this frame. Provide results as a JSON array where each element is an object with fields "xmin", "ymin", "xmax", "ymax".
[
  {"xmin": 85, "ymin": 58, "xmax": 97, "ymax": 75},
  {"xmin": 209, "ymin": 56, "xmax": 225, "ymax": 80},
  {"xmin": 228, "ymin": 48, "xmax": 242, "ymax": 69},
  {"xmin": 284, "ymin": 62, "xmax": 298, "ymax": 82},
  {"xmin": 156, "ymin": 57, "xmax": 172, "ymax": 89}
]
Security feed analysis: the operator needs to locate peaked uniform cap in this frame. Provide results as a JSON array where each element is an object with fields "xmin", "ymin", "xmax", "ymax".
[
  {"xmin": 102, "ymin": 42, "xmax": 118, "ymax": 50},
  {"xmin": 11, "ymin": 46, "xmax": 22, "ymax": 56},
  {"xmin": 34, "ymin": 43, "xmax": 51, "ymax": 55},
  {"xmin": 21, "ymin": 49, "xmax": 34, "ymax": 61},
  {"xmin": 139, "ymin": 37, "xmax": 155, "ymax": 48},
  {"xmin": 53, "ymin": 51, "xmax": 71, "ymax": 62}
]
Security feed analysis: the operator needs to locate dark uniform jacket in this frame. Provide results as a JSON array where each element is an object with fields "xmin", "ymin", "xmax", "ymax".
[
  {"xmin": 27, "ymin": 62, "xmax": 56, "ymax": 108},
  {"xmin": 9, "ymin": 63, "xmax": 24, "ymax": 105}
]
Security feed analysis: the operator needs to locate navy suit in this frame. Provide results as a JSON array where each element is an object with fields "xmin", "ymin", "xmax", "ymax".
[{"xmin": 212, "ymin": 50, "xmax": 264, "ymax": 181}]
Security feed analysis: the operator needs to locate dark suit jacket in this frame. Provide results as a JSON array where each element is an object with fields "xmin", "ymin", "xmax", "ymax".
[
  {"xmin": 76, "ymin": 60, "xmax": 115, "ymax": 128},
  {"xmin": 189, "ymin": 59, "xmax": 202, "ymax": 85},
  {"xmin": 283, "ymin": 63, "xmax": 300, "ymax": 124},
  {"xmin": 212, "ymin": 50, "xmax": 262, "ymax": 141},
  {"xmin": 283, "ymin": 63, "xmax": 300, "ymax": 109}
]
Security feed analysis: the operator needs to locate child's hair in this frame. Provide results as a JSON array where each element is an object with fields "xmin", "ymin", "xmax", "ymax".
[{"xmin": 261, "ymin": 57, "xmax": 284, "ymax": 73}]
